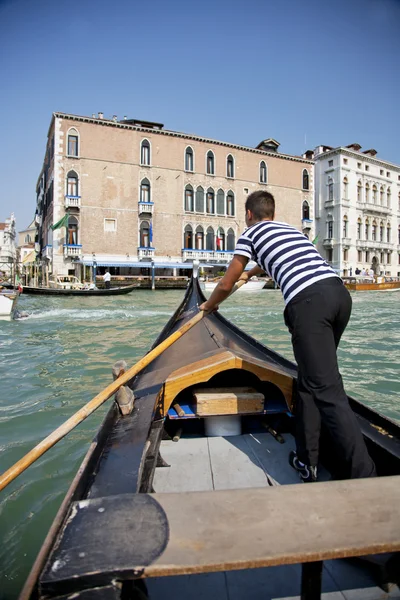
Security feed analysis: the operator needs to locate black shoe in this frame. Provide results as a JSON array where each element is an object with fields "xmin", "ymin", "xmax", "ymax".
[{"xmin": 289, "ymin": 451, "xmax": 317, "ymax": 483}]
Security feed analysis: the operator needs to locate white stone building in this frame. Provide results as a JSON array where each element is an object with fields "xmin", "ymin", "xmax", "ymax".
[
  {"xmin": 0, "ymin": 213, "xmax": 17, "ymax": 276},
  {"xmin": 310, "ymin": 144, "xmax": 400, "ymax": 276}
]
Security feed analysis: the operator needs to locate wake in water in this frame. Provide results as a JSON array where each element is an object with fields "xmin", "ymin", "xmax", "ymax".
[{"xmin": 22, "ymin": 308, "xmax": 174, "ymax": 321}]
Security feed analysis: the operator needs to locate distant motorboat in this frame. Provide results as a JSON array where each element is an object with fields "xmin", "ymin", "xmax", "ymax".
[
  {"xmin": 201, "ymin": 278, "xmax": 266, "ymax": 292},
  {"xmin": 343, "ymin": 275, "xmax": 400, "ymax": 291}
]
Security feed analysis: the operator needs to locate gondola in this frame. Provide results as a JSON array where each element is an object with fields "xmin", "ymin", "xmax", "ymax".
[
  {"xmin": 20, "ymin": 283, "xmax": 138, "ymax": 296},
  {"xmin": 18, "ymin": 268, "xmax": 400, "ymax": 600}
]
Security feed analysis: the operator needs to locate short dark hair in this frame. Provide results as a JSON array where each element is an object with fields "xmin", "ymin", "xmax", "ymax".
[{"xmin": 245, "ymin": 190, "xmax": 275, "ymax": 220}]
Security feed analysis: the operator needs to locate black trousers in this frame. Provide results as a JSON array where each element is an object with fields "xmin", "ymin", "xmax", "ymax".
[
  {"xmin": 284, "ymin": 277, "xmax": 376, "ymax": 479},
  {"xmin": 105, "ymin": 281, "xmax": 111, "ymax": 289}
]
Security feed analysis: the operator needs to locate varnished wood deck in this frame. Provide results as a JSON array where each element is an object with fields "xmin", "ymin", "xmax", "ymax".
[{"xmin": 150, "ymin": 433, "xmax": 400, "ymax": 600}]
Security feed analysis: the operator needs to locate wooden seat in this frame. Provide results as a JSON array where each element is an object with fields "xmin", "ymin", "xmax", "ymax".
[
  {"xmin": 192, "ymin": 387, "xmax": 264, "ymax": 416},
  {"xmin": 40, "ymin": 476, "xmax": 400, "ymax": 599}
]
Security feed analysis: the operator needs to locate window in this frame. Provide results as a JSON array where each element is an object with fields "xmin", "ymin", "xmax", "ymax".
[
  {"xmin": 357, "ymin": 162, "xmax": 362, "ymax": 168},
  {"xmin": 226, "ymin": 191, "xmax": 235, "ymax": 216},
  {"xmin": 302, "ymin": 201, "xmax": 310, "ymax": 220},
  {"xmin": 365, "ymin": 165, "xmax": 369, "ymax": 171},
  {"xmin": 328, "ymin": 177, "xmax": 333, "ymax": 201},
  {"xmin": 227, "ymin": 155, "xmax": 234, "ymax": 178},
  {"xmin": 140, "ymin": 220, "xmax": 150, "ymax": 247},
  {"xmin": 67, "ymin": 216, "xmax": 78, "ymax": 245},
  {"xmin": 372, "ymin": 184, "xmax": 377, "ymax": 203},
  {"xmin": 343, "ymin": 158, "xmax": 348, "ymax": 165},
  {"xmin": 387, "ymin": 171, "xmax": 390, "ymax": 178},
  {"xmin": 365, "ymin": 220, "xmax": 369, "ymax": 240},
  {"xmin": 259, "ymin": 161, "xmax": 267, "ymax": 184},
  {"xmin": 327, "ymin": 249, "xmax": 333, "ymax": 262},
  {"xmin": 206, "ymin": 188, "xmax": 215, "ymax": 214},
  {"xmin": 227, "ymin": 228, "xmax": 235, "ymax": 251},
  {"xmin": 216, "ymin": 189, "xmax": 225, "ymax": 215},
  {"xmin": 358, "ymin": 251, "xmax": 362, "ymax": 262},
  {"xmin": 67, "ymin": 128, "xmax": 79, "ymax": 157},
  {"xmin": 387, "ymin": 253, "xmax": 391, "ymax": 265},
  {"xmin": 387, "ymin": 224, "xmax": 391, "ymax": 243},
  {"xmin": 195, "ymin": 225, "xmax": 204, "ymax": 249},
  {"xmin": 381, "ymin": 252, "xmax": 384, "ymax": 264},
  {"xmin": 365, "ymin": 251, "xmax": 370, "ymax": 262},
  {"xmin": 140, "ymin": 178, "xmax": 151, "ymax": 203},
  {"xmin": 195, "ymin": 186, "xmax": 205, "ymax": 212},
  {"xmin": 327, "ymin": 219, "xmax": 333, "ymax": 238},
  {"xmin": 140, "ymin": 140, "xmax": 151, "ymax": 165},
  {"xmin": 365, "ymin": 183, "xmax": 370, "ymax": 203},
  {"xmin": 357, "ymin": 219, "xmax": 361, "ymax": 239},
  {"xmin": 342, "ymin": 216, "xmax": 348, "ymax": 238},
  {"xmin": 104, "ymin": 218, "xmax": 116, "ymax": 232},
  {"xmin": 380, "ymin": 222, "xmax": 384, "ymax": 241},
  {"xmin": 185, "ymin": 185, "xmax": 194, "ymax": 212},
  {"xmin": 357, "ymin": 181, "xmax": 362, "ymax": 202},
  {"xmin": 185, "ymin": 147, "xmax": 194, "ymax": 172},
  {"xmin": 67, "ymin": 171, "xmax": 78, "ymax": 196},
  {"xmin": 372, "ymin": 221, "xmax": 377, "ymax": 241},
  {"xmin": 24, "ymin": 234, "xmax": 31, "ymax": 243},
  {"xmin": 206, "ymin": 226, "xmax": 214, "ymax": 250},
  {"xmin": 380, "ymin": 170, "xmax": 384, "ymax": 176},
  {"xmin": 206, "ymin": 151, "xmax": 215, "ymax": 175},
  {"xmin": 302, "ymin": 169, "xmax": 309, "ymax": 190},
  {"xmin": 343, "ymin": 249, "xmax": 348, "ymax": 261},
  {"xmin": 184, "ymin": 224, "xmax": 193, "ymax": 249},
  {"xmin": 380, "ymin": 186, "xmax": 384, "ymax": 205},
  {"xmin": 328, "ymin": 160, "xmax": 333, "ymax": 167},
  {"xmin": 399, "ymin": 227, "xmax": 400, "ymax": 245},
  {"xmin": 343, "ymin": 177, "xmax": 348, "ymax": 199},
  {"xmin": 387, "ymin": 188, "xmax": 391, "ymax": 208},
  {"xmin": 216, "ymin": 228, "xmax": 225, "ymax": 251}
]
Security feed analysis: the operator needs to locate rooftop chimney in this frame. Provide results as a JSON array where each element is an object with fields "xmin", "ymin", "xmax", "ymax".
[
  {"xmin": 112, "ymin": 115, "xmax": 118, "ymax": 122},
  {"xmin": 98, "ymin": 112, "xmax": 104, "ymax": 119},
  {"xmin": 92, "ymin": 113, "xmax": 96, "ymax": 118},
  {"xmin": 346, "ymin": 143, "xmax": 361, "ymax": 152},
  {"xmin": 363, "ymin": 149, "xmax": 377, "ymax": 157},
  {"xmin": 256, "ymin": 138, "xmax": 280, "ymax": 152}
]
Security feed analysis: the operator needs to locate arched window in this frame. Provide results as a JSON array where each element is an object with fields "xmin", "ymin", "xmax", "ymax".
[
  {"xmin": 227, "ymin": 155, "xmax": 234, "ymax": 178},
  {"xmin": 206, "ymin": 188, "xmax": 215, "ymax": 214},
  {"xmin": 216, "ymin": 189, "xmax": 225, "ymax": 215},
  {"xmin": 380, "ymin": 186, "xmax": 384, "ymax": 205},
  {"xmin": 140, "ymin": 139, "xmax": 151, "ymax": 165},
  {"xmin": 327, "ymin": 215, "xmax": 333, "ymax": 239},
  {"xmin": 372, "ymin": 220, "xmax": 377, "ymax": 241},
  {"xmin": 387, "ymin": 187, "xmax": 391, "ymax": 208},
  {"xmin": 259, "ymin": 161, "xmax": 267, "ymax": 184},
  {"xmin": 67, "ymin": 171, "xmax": 79, "ymax": 196},
  {"xmin": 227, "ymin": 228, "xmax": 235, "ymax": 251},
  {"xmin": 206, "ymin": 151, "xmax": 215, "ymax": 175},
  {"xmin": 357, "ymin": 180, "xmax": 362, "ymax": 203},
  {"xmin": 302, "ymin": 169, "xmax": 309, "ymax": 191},
  {"xmin": 25, "ymin": 234, "xmax": 31, "ymax": 243},
  {"xmin": 386, "ymin": 223, "xmax": 391, "ymax": 243},
  {"xmin": 226, "ymin": 191, "xmax": 235, "ymax": 216},
  {"xmin": 195, "ymin": 225, "xmax": 204, "ymax": 250},
  {"xmin": 302, "ymin": 201, "xmax": 310, "ymax": 220},
  {"xmin": 342, "ymin": 215, "xmax": 348, "ymax": 238},
  {"xmin": 328, "ymin": 177, "xmax": 333, "ymax": 201},
  {"xmin": 206, "ymin": 226, "xmax": 214, "ymax": 250},
  {"xmin": 185, "ymin": 147, "xmax": 194, "ymax": 172},
  {"xmin": 67, "ymin": 128, "xmax": 79, "ymax": 157},
  {"xmin": 67, "ymin": 215, "xmax": 78, "ymax": 245},
  {"xmin": 140, "ymin": 221, "xmax": 150, "ymax": 247},
  {"xmin": 380, "ymin": 221, "xmax": 384, "ymax": 242},
  {"xmin": 398, "ymin": 226, "xmax": 400, "ymax": 245},
  {"xmin": 185, "ymin": 185, "xmax": 194, "ymax": 212},
  {"xmin": 216, "ymin": 227, "xmax": 225, "ymax": 251},
  {"xmin": 343, "ymin": 177, "xmax": 348, "ymax": 199},
  {"xmin": 398, "ymin": 192, "xmax": 400, "ymax": 212},
  {"xmin": 365, "ymin": 219, "xmax": 369, "ymax": 240},
  {"xmin": 195, "ymin": 186, "xmax": 204, "ymax": 212},
  {"xmin": 365, "ymin": 182, "xmax": 370, "ymax": 203},
  {"xmin": 184, "ymin": 224, "xmax": 193, "ymax": 249},
  {"xmin": 372, "ymin": 184, "xmax": 377, "ymax": 204},
  {"xmin": 357, "ymin": 218, "xmax": 362, "ymax": 239},
  {"xmin": 140, "ymin": 178, "xmax": 151, "ymax": 203}
]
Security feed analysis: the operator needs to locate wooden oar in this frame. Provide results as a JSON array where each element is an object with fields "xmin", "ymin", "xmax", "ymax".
[{"xmin": 0, "ymin": 278, "xmax": 247, "ymax": 492}]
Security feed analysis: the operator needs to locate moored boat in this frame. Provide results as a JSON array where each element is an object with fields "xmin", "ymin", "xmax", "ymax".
[
  {"xmin": 343, "ymin": 275, "xmax": 400, "ymax": 291},
  {"xmin": 21, "ymin": 283, "xmax": 138, "ymax": 296},
  {"xmin": 201, "ymin": 277, "xmax": 266, "ymax": 292},
  {"xmin": 0, "ymin": 288, "xmax": 19, "ymax": 317},
  {"xmin": 16, "ymin": 270, "xmax": 400, "ymax": 599}
]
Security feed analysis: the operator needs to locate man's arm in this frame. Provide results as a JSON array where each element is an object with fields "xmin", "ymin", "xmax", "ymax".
[
  {"xmin": 238, "ymin": 264, "xmax": 265, "ymax": 282},
  {"xmin": 199, "ymin": 255, "xmax": 248, "ymax": 313}
]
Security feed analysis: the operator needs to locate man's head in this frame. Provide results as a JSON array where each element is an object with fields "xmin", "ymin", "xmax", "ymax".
[{"xmin": 245, "ymin": 190, "xmax": 275, "ymax": 227}]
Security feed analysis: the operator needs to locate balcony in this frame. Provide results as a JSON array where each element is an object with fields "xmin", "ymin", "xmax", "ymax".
[
  {"xmin": 341, "ymin": 197, "xmax": 351, "ymax": 207},
  {"xmin": 42, "ymin": 245, "xmax": 52, "ymax": 259},
  {"xmin": 35, "ymin": 214, "xmax": 42, "ymax": 225},
  {"xmin": 138, "ymin": 202, "xmax": 154, "ymax": 215},
  {"xmin": 342, "ymin": 237, "xmax": 351, "ymax": 248},
  {"xmin": 363, "ymin": 203, "xmax": 391, "ymax": 215},
  {"xmin": 302, "ymin": 219, "xmax": 313, "ymax": 230},
  {"xmin": 323, "ymin": 238, "xmax": 334, "ymax": 248},
  {"xmin": 182, "ymin": 249, "xmax": 234, "ymax": 262},
  {"xmin": 65, "ymin": 195, "xmax": 81, "ymax": 209},
  {"xmin": 64, "ymin": 244, "xmax": 82, "ymax": 258},
  {"xmin": 138, "ymin": 247, "xmax": 155, "ymax": 260}
]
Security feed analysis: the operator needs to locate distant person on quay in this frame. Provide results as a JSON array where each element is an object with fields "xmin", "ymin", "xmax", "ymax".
[
  {"xmin": 199, "ymin": 190, "xmax": 376, "ymax": 483},
  {"xmin": 103, "ymin": 270, "xmax": 111, "ymax": 289}
]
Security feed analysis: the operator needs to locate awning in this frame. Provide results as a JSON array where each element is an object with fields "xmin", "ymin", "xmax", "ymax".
[
  {"xmin": 80, "ymin": 260, "xmax": 194, "ymax": 269},
  {"xmin": 22, "ymin": 250, "xmax": 36, "ymax": 264}
]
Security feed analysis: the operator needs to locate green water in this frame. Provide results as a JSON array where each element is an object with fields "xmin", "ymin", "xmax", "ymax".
[{"xmin": 0, "ymin": 288, "xmax": 399, "ymax": 598}]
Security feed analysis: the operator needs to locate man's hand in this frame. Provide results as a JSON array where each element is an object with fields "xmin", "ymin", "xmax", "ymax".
[
  {"xmin": 199, "ymin": 301, "xmax": 219, "ymax": 314},
  {"xmin": 238, "ymin": 273, "xmax": 249, "ymax": 283}
]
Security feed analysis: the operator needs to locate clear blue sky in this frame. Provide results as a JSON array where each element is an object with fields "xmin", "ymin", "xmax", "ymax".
[{"xmin": 1, "ymin": 0, "xmax": 399, "ymax": 230}]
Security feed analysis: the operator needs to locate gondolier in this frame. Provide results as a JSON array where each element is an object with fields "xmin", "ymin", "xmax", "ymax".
[
  {"xmin": 199, "ymin": 190, "xmax": 376, "ymax": 482},
  {"xmin": 103, "ymin": 269, "xmax": 111, "ymax": 289}
]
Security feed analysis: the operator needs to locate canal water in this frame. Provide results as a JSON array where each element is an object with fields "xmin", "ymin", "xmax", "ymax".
[{"xmin": 0, "ymin": 287, "xmax": 399, "ymax": 598}]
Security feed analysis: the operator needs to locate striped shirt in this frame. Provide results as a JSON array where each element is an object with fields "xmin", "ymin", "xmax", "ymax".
[{"xmin": 235, "ymin": 220, "xmax": 339, "ymax": 305}]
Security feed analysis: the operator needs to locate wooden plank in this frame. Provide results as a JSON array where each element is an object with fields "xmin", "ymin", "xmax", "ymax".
[
  {"xmin": 194, "ymin": 387, "xmax": 264, "ymax": 416},
  {"xmin": 207, "ymin": 436, "xmax": 271, "ymax": 490},
  {"xmin": 153, "ymin": 438, "xmax": 213, "ymax": 493},
  {"xmin": 41, "ymin": 477, "xmax": 400, "ymax": 593}
]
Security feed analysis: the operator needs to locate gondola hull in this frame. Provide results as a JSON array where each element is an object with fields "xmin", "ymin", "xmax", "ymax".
[
  {"xmin": 20, "ymin": 283, "xmax": 138, "ymax": 296},
  {"xmin": 19, "ymin": 273, "xmax": 400, "ymax": 599}
]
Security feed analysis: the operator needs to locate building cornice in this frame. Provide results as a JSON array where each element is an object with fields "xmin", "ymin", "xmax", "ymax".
[
  {"xmin": 53, "ymin": 112, "xmax": 314, "ymax": 165},
  {"xmin": 316, "ymin": 147, "xmax": 400, "ymax": 172}
]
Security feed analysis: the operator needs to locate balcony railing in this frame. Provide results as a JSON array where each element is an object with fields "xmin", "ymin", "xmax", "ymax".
[
  {"xmin": 65, "ymin": 195, "xmax": 81, "ymax": 209},
  {"xmin": 64, "ymin": 244, "xmax": 82, "ymax": 258},
  {"xmin": 42, "ymin": 245, "xmax": 52, "ymax": 258},
  {"xmin": 361, "ymin": 202, "xmax": 391, "ymax": 215},
  {"xmin": 323, "ymin": 238, "xmax": 334, "ymax": 248},
  {"xmin": 182, "ymin": 249, "xmax": 234, "ymax": 262},
  {"xmin": 302, "ymin": 219, "xmax": 313, "ymax": 230},
  {"xmin": 138, "ymin": 247, "xmax": 155, "ymax": 260},
  {"xmin": 138, "ymin": 202, "xmax": 154, "ymax": 215},
  {"xmin": 355, "ymin": 239, "xmax": 392, "ymax": 250}
]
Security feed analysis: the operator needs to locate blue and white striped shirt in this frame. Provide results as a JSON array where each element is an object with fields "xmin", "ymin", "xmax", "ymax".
[{"xmin": 235, "ymin": 220, "xmax": 339, "ymax": 305}]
